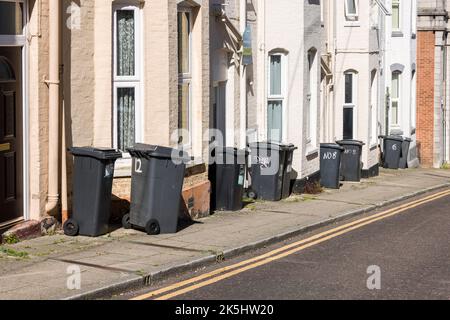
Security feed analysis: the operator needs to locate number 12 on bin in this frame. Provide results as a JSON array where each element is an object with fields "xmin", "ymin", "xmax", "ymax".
[
  {"xmin": 134, "ymin": 159, "xmax": 143, "ymax": 174},
  {"xmin": 323, "ymin": 151, "xmax": 337, "ymax": 160}
]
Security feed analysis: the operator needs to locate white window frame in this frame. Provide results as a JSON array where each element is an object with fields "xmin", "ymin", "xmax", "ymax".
[
  {"xmin": 370, "ymin": 71, "xmax": 378, "ymax": 145},
  {"xmin": 392, "ymin": 0, "xmax": 401, "ymax": 31},
  {"xmin": 343, "ymin": 71, "xmax": 358, "ymax": 140},
  {"xmin": 390, "ymin": 71, "xmax": 401, "ymax": 127},
  {"xmin": 345, "ymin": 0, "xmax": 359, "ymax": 21},
  {"xmin": 267, "ymin": 53, "xmax": 287, "ymax": 142},
  {"xmin": 307, "ymin": 49, "xmax": 318, "ymax": 149},
  {"xmin": 411, "ymin": 70, "xmax": 416, "ymax": 131},
  {"xmin": 112, "ymin": 4, "xmax": 143, "ymax": 158},
  {"xmin": 177, "ymin": 7, "xmax": 193, "ymax": 149},
  {"xmin": 0, "ymin": 0, "xmax": 26, "ymax": 46}
]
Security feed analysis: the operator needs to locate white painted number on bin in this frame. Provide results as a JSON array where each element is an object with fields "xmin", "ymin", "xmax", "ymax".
[
  {"xmin": 135, "ymin": 159, "xmax": 143, "ymax": 174},
  {"xmin": 392, "ymin": 144, "xmax": 398, "ymax": 151},
  {"xmin": 323, "ymin": 151, "xmax": 338, "ymax": 160}
]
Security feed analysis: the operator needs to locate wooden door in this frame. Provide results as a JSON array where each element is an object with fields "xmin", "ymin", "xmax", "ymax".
[{"xmin": 0, "ymin": 48, "xmax": 23, "ymax": 224}]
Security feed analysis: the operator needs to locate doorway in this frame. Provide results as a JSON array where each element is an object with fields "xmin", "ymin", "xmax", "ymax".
[
  {"xmin": 213, "ymin": 82, "xmax": 227, "ymax": 146},
  {"xmin": 0, "ymin": 47, "xmax": 23, "ymax": 224}
]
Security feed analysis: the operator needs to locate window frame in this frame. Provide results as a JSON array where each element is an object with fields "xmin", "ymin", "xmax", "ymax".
[
  {"xmin": 411, "ymin": 70, "xmax": 416, "ymax": 132},
  {"xmin": 307, "ymin": 49, "xmax": 318, "ymax": 148},
  {"xmin": 112, "ymin": 4, "xmax": 143, "ymax": 156},
  {"xmin": 177, "ymin": 7, "xmax": 193, "ymax": 149},
  {"xmin": 390, "ymin": 71, "xmax": 401, "ymax": 127},
  {"xmin": 344, "ymin": 0, "xmax": 359, "ymax": 21},
  {"xmin": 267, "ymin": 53, "xmax": 287, "ymax": 143},
  {"xmin": 343, "ymin": 71, "xmax": 358, "ymax": 140},
  {"xmin": 370, "ymin": 70, "xmax": 378, "ymax": 145},
  {"xmin": 392, "ymin": 0, "xmax": 401, "ymax": 31}
]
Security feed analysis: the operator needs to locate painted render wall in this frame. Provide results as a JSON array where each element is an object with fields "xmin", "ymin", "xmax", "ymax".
[
  {"xmin": 384, "ymin": 0, "xmax": 419, "ymax": 168},
  {"xmin": 332, "ymin": 0, "xmax": 382, "ymax": 173},
  {"xmin": 258, "ymin": 0, "xmax": 321, "ymax": 182}
]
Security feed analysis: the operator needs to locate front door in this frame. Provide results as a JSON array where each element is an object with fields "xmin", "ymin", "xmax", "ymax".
[
  {"xmin": 215, "ymin": 82, "xmax": 226, "ymax": 146},
  {"xmin": 0, "ymin": 47, "xmax": 23, "ymax": 224}
]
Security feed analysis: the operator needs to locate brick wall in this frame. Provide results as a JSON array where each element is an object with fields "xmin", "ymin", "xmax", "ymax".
[{"xmin": 416, "ymin": 31, "xmax": 435, "ymax": 167}]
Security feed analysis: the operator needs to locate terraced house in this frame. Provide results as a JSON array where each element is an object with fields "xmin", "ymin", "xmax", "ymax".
[
  {"xmin": 416, "ymin": 0, "xmax": 450, "ymax": 168},
  {"xmin": 320, "ymin": 0, "xmax": 386, "ymax": 178},
  {"xmin": 1, "ymin": 0, "xmax": 434, "ymax": 237},
  {"xmin": 0, "ymin": 0, "xmax": 211, "ymax": 232}
]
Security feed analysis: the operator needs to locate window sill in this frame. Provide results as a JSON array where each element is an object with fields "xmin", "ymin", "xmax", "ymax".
[
  {"xmin": 113, "ymin": 155, "xmax": 201, "ymax": 178},
  {"xmin": 114, "ymin": 158, "xmax": 132, "ymax": 178},
  {"xmin": 391, "ymin": 31, "xmax": 404, "ymax": 38},
  {"xmin": 306, "ymin": 147, "xmax": 319, "ymax": 157},
  {"xmin": 344, "ymin": 21, "xmax": 361, "ymax": 27},
  {"xmin": 370, "ymin": 143, "xmax": 378, "ymax": 151}
]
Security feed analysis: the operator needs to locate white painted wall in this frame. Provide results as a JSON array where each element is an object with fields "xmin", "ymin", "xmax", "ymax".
[{"xmin": 384, "ymin": 0, "xmax": 419, "ymax": 167}]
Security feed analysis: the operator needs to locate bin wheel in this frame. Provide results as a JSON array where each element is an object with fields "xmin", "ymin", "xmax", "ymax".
[
  {"xmin": 63, "ymin": 219, "xmax": 79, "ymax": 237},
  {"xmin": 248, "ymin": 190, "xmax": 257, "ymax": 200},
  {"xmin": 145, "ymin": 219, "xmax": 161, "ymax": 235},
  {"xmin": 122, "ymin": 213, "xmax": 131, "ymax": 229}
]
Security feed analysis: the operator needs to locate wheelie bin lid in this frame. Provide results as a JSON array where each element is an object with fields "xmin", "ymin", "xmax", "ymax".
[
  {"xmin": 383, "ymin": 135, "xmax": 404, "ymax": 142},
  {"xmin": 320, "ymin": 143, "xmax": 345, "ymax": 151},
  {"xmin": 403, "ymin": 137, "xmax": 412, "ymax": 142},
  {"xmin": 248, "ymin": 141, "xmax": 297, "ymax": 151},
  {"xmin": 213, "ymin": 146, "xmax": 249, "ymax": 156},
  {"xmin": 69, "ymin": 147, "xmax": 122, "ymax": 160},
  {"xmin": 127, "ymin": 143, "xmax": 192, "ymax": 162},
  {"xmin": 336, "ymin": 140, "xmax": 365, "ymax": 146}
]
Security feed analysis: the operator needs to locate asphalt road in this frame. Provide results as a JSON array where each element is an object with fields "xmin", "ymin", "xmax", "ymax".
[{"xmin": 124, "ymin": 189, "xmax": 450, "ymax": 300}]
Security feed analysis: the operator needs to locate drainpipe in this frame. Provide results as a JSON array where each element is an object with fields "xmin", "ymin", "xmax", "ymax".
[
  {"xmin": 239, "ymin": 0, "xmax": 247, "ymax": 148},
  {"xmin": 61, "ymin": 101, "xmax": 68, "ymax": 223},
  {"xmin": 45, "ymin": 0, "xmax": 61, "ymax": 216}
]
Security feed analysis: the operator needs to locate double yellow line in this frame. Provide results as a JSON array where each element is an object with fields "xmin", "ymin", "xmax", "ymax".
[{"xmin": 131, "ymin": 189, "xmax": 450, "ymax": 300}]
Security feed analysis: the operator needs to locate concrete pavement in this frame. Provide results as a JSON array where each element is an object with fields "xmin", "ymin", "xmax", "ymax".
[{"xmin": 0, "ymin": 168, "xmax": 449, "ymax": 299}]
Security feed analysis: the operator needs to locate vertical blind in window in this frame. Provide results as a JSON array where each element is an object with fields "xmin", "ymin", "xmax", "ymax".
[
  {"xmin": 178, "ymin": 11, "xmax": 191, "ymax": 75},
  {"xmin": 391, "ymin": 73, "xmax": 400, "ymax": 125},
  {"xmin": 117, "ymin": 10, "xmax": 135, "ymax": 76},
  {"xmin": 268, "ymin": 54, "xmax": 283, "ymax": 142},
  {"xmin": 270, "ymin": 55, "xmax": 282, "ymax": 96},
  {"xmin": 117, "ymin": 88, "xmax": 136, "ymax": 151},
  {"xmin": 178, "ymin": 10, "xmax": 192, "ymax": 146},
  {"xmin": 392, "ymin": 0, "xmax": 400, "ymax": 30},
  {"xmin": 346, "ymin": 0, "xmax": 357, "ymax": 15},
  {"xmin": 115, "ymin": 9, "xmax": 137, "ymax": 151},
  {"xmin": 268, "ymin": 101, "xmax": 283, "ymax": 143}
]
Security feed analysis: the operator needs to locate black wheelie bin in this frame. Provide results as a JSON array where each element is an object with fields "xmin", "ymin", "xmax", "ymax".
[
  {"xmin": 379, "ymin": 135, "xmax": 403, "ymax": 169},
  {"xmin": 248, "ymin": 142, "xmax": 288, "ymax": 201},
  {"xmin": 336, "ymin": 140, "xmax": 365, "ymax": 182},
  {"xmin": 122, "ymin": 144, "xmax": 191, "ymax": 235},
  {"xmin": 209, "ymin": 147, "xmax": 248, "ymax": 211},
  {"xmin": 320, "ymin": 143, "xmax": 345, "ymax": 189},
  {"xmin": 64, "ymin": 147, "xmax": 122, "ymax": 237}
]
